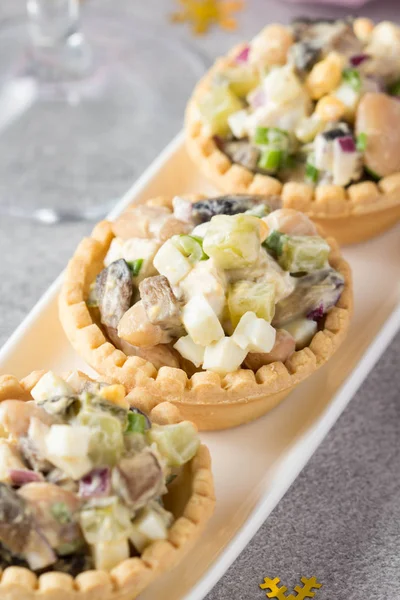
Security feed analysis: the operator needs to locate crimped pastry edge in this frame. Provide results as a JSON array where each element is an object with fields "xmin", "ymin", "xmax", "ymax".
[
  {"xmin": 58, "ymin": 195, "xmax": 353, "ymax": 429},
  {"xmin": 184, "ymin": 43, "xmax": 400, "ymax": 239},
  {"xmin": 0, "ymin": 371, "xmax": 215, "ymax": 600}
]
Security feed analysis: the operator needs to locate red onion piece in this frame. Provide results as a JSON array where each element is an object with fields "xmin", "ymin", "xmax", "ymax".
[
  {"xmin": 350, "ymin": 54, "xmax": 370, "ymax": 67},
  {"xmin": 79, "ymin": 467, "xmax": 111, "ymax": 499},
  {"xmin": 338, "ymin": 136, "xmax": 356, "ymax": 153},
  {"xmin": 235, "ymin": 45, "xmax": 250, "ymax": 64},
  {"xmin": 248, "ymin": 87, "xmax": 267, "ymax": 109},
  {"xmin": 9, "ymin": 469, "xmax": 44, "ymax": 486}
]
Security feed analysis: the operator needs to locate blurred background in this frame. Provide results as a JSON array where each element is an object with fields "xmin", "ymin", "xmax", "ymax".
[{"xmin": 0, "ymin": 0, "xmax": 398, "ymax": 348}]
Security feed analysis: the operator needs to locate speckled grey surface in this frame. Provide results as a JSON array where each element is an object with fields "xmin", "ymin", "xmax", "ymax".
[{"xmin": 0, "ymin": 1, "xmax": 399, "ymax": 599}]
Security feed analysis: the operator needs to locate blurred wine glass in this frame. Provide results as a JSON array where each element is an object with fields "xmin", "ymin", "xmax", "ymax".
[{"xmin": 0, "ymin": 0, "xmax": 207, "ymax": 222}]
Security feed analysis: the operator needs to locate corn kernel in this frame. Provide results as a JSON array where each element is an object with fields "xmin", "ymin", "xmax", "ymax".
[
  {"xmin": 353, "ymin": 18, "xmax": 374, "ymax": 42},
  {"xmin": 315, "ymin": 95, "xmax": 346, "ymax": 122},
  {"xmin": 306, "ymin": 53, "xmax": 343, "ymax": 100},
  {"xmin": 101, "ymin": 384, "xmax": 128, "ymax": 408}
]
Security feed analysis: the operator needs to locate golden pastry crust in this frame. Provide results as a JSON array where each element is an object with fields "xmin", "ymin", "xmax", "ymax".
[
  {"xmin": 185, "ymin": 44, "xmax": 400, "ymax": 245},
  {"xmin": 59, "ymin": 196, "xmax": 353, "ymax": 431},
  {"xmin": 0, "ymin": 372, "xmax": 215, "ymax": 600}
]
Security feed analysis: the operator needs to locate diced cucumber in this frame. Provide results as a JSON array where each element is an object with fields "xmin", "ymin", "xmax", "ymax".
[
  {"xmin": 228, "ymin": 280, "xmax": 275, "ymax": 327},
  {"xmin": 147, "ymin": 421, "xmax": 200, "ymax": 468},
  {"xmin": 198, "ymin": 86, "xmax": 243, "ymax": 136},
  {"xmin": 265, "ymin": 233, "xmax": 330, "ymax": 273},
  {"xmin": 80, "ymin": 496, "xmax": 132, "ymax": 544},
  {"xmin": 217, "ymin": 66, "xmax": 260, "ymax": 98},
  {"xmin": 203, "ymin": 214, "xmax": 261, "ymax": 270},
  {"xmin": 171, "ymin": 234, "xmax": 208, "ymax": 263},
  {"xmin": 76, "ymin": 411, "xmax": 124, "ymax": 467}
]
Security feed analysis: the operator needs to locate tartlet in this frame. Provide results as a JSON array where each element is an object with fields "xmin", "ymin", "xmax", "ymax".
[
  {"xmin": 185, "ymin": 18, "xmax": 400, "ymax": 245},
  {"xmin": 59, "ymin": 194, "xmax": 352, "ymax": 430},
  {"xmin": 0, "ymin": 370, "xmax": 214, "ymax": 600}
]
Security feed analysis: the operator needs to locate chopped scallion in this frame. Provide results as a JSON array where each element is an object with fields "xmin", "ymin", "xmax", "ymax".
[
  {"xmin": 342, "ymin": 68, "xmax": 362, "ymax": 93},
  {"xmin": 305, "ymin": 162, "xmax": 319, "ymax": 184},
  {"xmin": 127, "ymin": 258, "xmax": 144, "ymax": 277},
  {"xmin": 388, "ymin": 80, "xmax": 400, "ymax": 96},
  {"xmin": 356, "ymin": 132, "xmax": 367, "ymax": 152},
  {"xmin": 258, "ymin": 148, "xmax": 283, "ymax": 172},
  {"xmin": 126, "ymin": 412, "xmax": 147, "ymax": 435}
]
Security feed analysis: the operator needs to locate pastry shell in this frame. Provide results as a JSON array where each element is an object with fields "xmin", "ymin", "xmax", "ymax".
[
  {"xmin": 0, "ymin": 371, "xmax": 215, "ymax": 600},
  {"xmin": 185, "ymin": 43, "xmax": 400, "ymax": 246},
  {"xmin": 59, "ymin": 196, "xmax": 353, "ymax": 431}
]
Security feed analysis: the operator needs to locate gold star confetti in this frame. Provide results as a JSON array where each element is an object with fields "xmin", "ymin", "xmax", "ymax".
[
  {"xmin": 260, "ymin": 576, "xmax": 322, "ymax": 600},
  {"xmin": 171, "ymin": 0, "xmax": 244, "ymax": 35}
]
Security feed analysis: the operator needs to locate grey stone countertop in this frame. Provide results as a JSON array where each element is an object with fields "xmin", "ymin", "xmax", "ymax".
[{"xmin": 0, "ymin": 1, "xmax": 399, "ymax": 599}]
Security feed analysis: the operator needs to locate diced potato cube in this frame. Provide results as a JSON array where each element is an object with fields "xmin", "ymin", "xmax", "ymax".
[
  {"xmin": 122, "ymin": 238, "xmax": 160, "ymax": 281},
  {"xmin": 228, "ymin": 109, "xmax": 249, "ymax": 138},
  {"xmin": 46, "ymin": 425, "xmax": 91, "ymax": 458},
  {"xmin": 203, "ymin": 214, "xmax": 261, "ymax": 270},
  {"xmin": 263, "ymin": 65, "xmax": 303, "ymax": 105},
  {"xmin": 174, "ymin": 335, "xmax": 205, "ymax": 367},
  {"xmin": 31, "ymin": 372, "xmax": 74, "ymax": 403},
  {"xmin": 232, "ymin": 312, "xmax": 276, "ymax": 353},
  {"xmin": 203, "ymin": 337, "xmax": 248, "ymax": 375},
  {"xmin": 182, "ymin": 296, "xmax": 224, "ymax": 346},
  {"xmin": 228, "ymin": 280, "xmax": 275, "ymax": 327},
  {"xmin": 153, "ymin": 239, "xmax": 192, "ymax": 285},
  {"xmin": 130, "ymin": 508, "xmax": 168, "ymax": 553},
  {"xmin": 104, "ymin": 238, "xmax": 124, "ymax": 267},
  {"xmin": 92, "ymin": 538, "xmax": 130, "ymax": 571},
  {"xmin": 180, "ymin": 258, "xmax": 227, "ymax": 317},
  {"xmin": 283, "ymin": 318, "xmax": 317, "ymax": 349}
]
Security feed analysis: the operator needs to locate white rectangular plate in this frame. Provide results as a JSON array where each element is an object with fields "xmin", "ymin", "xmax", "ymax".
[{"xmin": 1, "ymin": 132, "xmax": 399, "ymax": 600}]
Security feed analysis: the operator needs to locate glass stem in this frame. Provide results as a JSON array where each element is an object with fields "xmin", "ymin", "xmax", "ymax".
[{"xmin": 26, "ymin": 0, "xmax": 91, "ymax": 81}]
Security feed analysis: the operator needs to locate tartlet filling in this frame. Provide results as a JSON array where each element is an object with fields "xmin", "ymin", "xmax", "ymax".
[
  {"xmin": 88, "ymin": 196, "xmax": 344, "ymax": 376},
  {"xmin": 196, "ymin": 18, "xmax": 400, "ymax": 186},
  {"xmin": 0, "ymin": 371, "xmax": 199, "ymax": 574}
]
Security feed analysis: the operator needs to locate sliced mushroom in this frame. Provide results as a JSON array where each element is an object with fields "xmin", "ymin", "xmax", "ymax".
[
  {"xmin": 221, "ymin": 140, "xmax": 261, "ymax": 173},
  {"xmin": 19, "ymin": 483, "xmax": 83, "ymax": 555},
  {"xmin": 51, "ymin": 553, "xmax": 93, "ymax": 577},
  {"xmin": 95, "ymin": 259, "xmax": 133, "ymax": 329},
  {"xmin": 272, "ymin": 268, "xmax": 345, "ymax": 328},
  {"xmin": 244, "ymin": 329, "xmax": 296, "ymax": 371},
  {"xmin": 112, "ymin": 451, "xmax": 164, "ymax": 510},
  {"xmin": 192, "ymin": 193, "xmax": 282, "ymax": 224},
  {"xmin": 356, "ymin": 93, "xmax": 400, "ymax": 177},
  {"xmin": 0, "ymin": 483, "xmax": 56, "ymax": 570},
  {"xmin": 139, "ymin": 276, "xmax": 183, "ymax": 334},
  {"xmin": 0, "ymin": 483, "xmax": 32, "ymax": 555},
  {"xmin": 0, "ymin": 400, "xmax": 57, "ymax": 438},
  {"xmin": 291, "ymin": 18, "xmax": 362, "ymax": 57}
]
